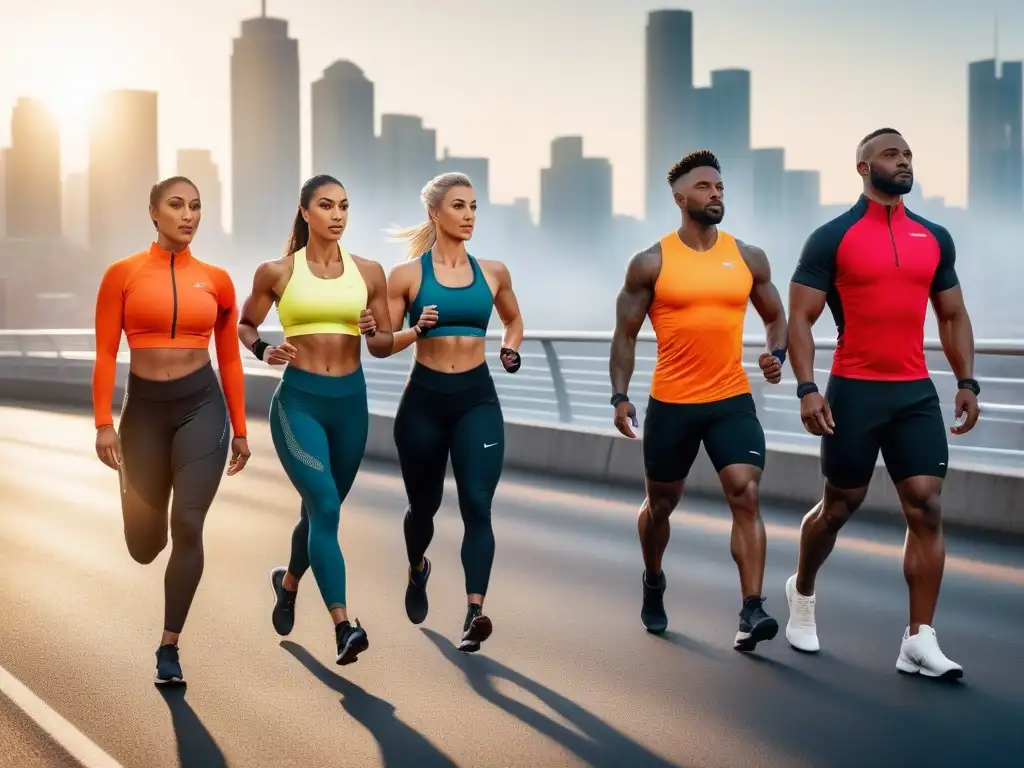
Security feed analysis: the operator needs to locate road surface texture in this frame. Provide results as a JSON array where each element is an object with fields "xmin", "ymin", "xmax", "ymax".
[{"xmin": 1, "ymin": 403, "xmax": 1022, "ymax": 768}]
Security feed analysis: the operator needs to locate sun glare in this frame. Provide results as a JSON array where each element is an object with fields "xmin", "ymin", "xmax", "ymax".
[{"xmin": 41, "ymin": 82, "xmax": 101, "ymax": 128}]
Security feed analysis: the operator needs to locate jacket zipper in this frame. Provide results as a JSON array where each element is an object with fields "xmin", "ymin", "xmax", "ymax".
[
  {"xmin": 169, "ymin": 251, "xmax": 179, "ymax": 339},
  {"xmin": 887, "ymin": 207, "xmax": 900, "ymax": 267}
]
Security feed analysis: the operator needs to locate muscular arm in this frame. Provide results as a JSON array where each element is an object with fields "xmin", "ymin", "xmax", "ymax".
[
  {"xmin": 386, "ymin": 263, "xmax": 421, "ymax": 355},
  {"xmin": 491, "ymin": 261, "xmax": 523, "ymax": 351},
  {"xmin": 738, "ymin": 242, "xmax": 787, "ymax": 353},
  {"xmin": 237, "ymin": 262, "xmax": 280, "ymax": 353},
  {"xmin": 357, "ymin": 259, "xmax": 395, "ymax": 358},
  {"xmin": 788, "ymin": 227, "xmax": 837, "ymax": 385},
  {"xmin": 928, "ymin": 231, "xmax": 974, "ymax": 380},
  {"xmin": 610, "ymin": 245, "xmax": 659, "ymax": 396}
]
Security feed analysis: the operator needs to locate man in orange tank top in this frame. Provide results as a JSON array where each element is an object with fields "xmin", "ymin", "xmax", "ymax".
[{"xmin": 609, "ymin": 150, "xmax": 788, "ymax": 651}]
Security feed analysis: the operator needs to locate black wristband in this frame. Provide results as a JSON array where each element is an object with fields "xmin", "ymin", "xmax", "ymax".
[
  {"xmin": 610, "ymin": 392, "xmax": 629, "ymax": 407},
  {"xmin": 771, "ymin": 348, "xmax": 787, "ymax": 365},
  {"xmin": 250, "ymin": 339, "xmax": 269, "ymax": 361},
  {"xmin": 957, "ymin": 378, "xmax": 980, "ymax": 396},
  {"xmin": 500, "ymin": 347, "xmax": 521, "ymax": 373},
  {"xmin": 796, "ymin": 382, "xmax": 819, "ymax": 399}
]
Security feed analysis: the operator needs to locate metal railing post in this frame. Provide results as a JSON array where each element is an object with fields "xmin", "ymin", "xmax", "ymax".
[{"xmin": 540, "ymin": 340, "xmax": 572, "ymax": 423}]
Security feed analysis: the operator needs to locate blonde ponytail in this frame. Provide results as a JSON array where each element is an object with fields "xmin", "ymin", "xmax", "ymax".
[
  {"xmin": 389, "ymin": 171, "xmax": 473, "ymax": 259},
  {"xmin": 391, "ymin": 219, "xmax": 437, "ymax": 260}
]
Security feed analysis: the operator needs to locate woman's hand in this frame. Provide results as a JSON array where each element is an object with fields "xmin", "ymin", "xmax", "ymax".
[
  {"xmin": 265, "ymin": 342, "xmax": 297, "ymax": 366},
  {"xmin": 227, "ymin": 436, "xmax": 250, "ymax": 476},
  {"xmin": 414, "ymin": 304, "xmax": 439, "ymax": 332},
  {"xmin": 358, "ymin": 309, "xmax": 377, "ymax": 336},
  {"xmin": 95, "ymin": 426, "xmax": 122, "ymax": 470}
]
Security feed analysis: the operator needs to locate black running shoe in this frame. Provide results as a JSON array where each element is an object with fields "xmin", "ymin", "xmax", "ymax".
[
  {"xmin": 270, "ymin": 566, "xmax": 297, "ymax": 636},
  {"xmin": 641, "ymin": 570, "xmax": 668, "ymax": 634},
  {"xmin": 458, "ymin": 604, "xmax": 493, "ymax": 653},
  {"xmin": 405, "ymin": 557, "xmax": 431, "ymax": 624},
  {"xmin": 154, "ymin": 644, "xmax": 185, "ymax": 686},
  {"xmin": 336, "ymin": 619, "xmax": 369, "ymax": 666},
  {"xmin": 734, "ymin": 596, "xmax": 779, "ymax": 652}
]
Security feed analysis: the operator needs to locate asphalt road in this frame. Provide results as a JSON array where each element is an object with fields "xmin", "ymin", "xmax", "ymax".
[{"xmin": 1, "ymin": 403, "xmax": 1022, "ymax": 768}]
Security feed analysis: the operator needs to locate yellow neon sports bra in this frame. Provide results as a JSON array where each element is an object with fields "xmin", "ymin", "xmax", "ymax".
[{"xmin": 277, "ymin": 246, "xmax": 367, "ymax": 337}]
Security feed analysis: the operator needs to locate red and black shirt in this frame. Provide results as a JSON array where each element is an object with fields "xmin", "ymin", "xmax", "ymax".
[{"xmin": 791, "ymin": 195, "xmax": 959, "ymax": 381}]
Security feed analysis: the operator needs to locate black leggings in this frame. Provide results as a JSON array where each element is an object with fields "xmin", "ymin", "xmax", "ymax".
[
  {"xmin": 117, "ymin": 362, "xmax": 229, "ymax": 634},
  {"xmin": 394, "ymin": 362, "xmax": 505, "ymax": 596}
]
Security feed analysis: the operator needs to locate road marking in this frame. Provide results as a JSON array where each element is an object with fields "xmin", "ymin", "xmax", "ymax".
[{"xmin": 0, "ymin": 663, "xmax": 123, "ymax": 768}]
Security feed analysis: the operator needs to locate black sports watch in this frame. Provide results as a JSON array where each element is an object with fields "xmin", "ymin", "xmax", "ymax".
[
  {"xmin": 610, "ymin": 392, "xmax": 629, "ymax": 407},
  {"xmin": 796, "ymin": 382, "xmax": 819, "ymax": 399},
  {"xmin": 957, "ymin": 378, "xmax": 980, "ymax": 396}
]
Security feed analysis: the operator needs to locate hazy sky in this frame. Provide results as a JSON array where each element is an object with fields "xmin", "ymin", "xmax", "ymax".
[{"xmin": 1, "ymin": 0, "xmax": 1021, "ymax": 223}]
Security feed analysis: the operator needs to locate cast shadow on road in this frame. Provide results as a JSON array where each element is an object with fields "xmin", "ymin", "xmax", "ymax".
[
  {"xmin": 280, "ymin": 641, "xmax": 458, "ymax": 768},
  {"xmin": 420, "ymin": 629, "xmax": 686, "ymax": 768},
  {"xmin": 655, "ymin": 630, "xmax": 730, "ymax": 662},
  {"xmin": 157, "ymin": 687, "xmax": 228, "ymax": 768}
]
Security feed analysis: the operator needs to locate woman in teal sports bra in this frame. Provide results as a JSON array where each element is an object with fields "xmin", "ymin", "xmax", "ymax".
[
  {"xmin": 237, "ymin": 174, "xmax": 393, "ymax": 665},
  {"xmin": 382, "ymin": 171, "xmax": 524, "ymax": 653}
]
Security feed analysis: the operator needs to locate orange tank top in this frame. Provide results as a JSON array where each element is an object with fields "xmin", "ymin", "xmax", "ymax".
[{"xmin": 648, "ymin": 230, "xmax": 752, "ymax": 404}]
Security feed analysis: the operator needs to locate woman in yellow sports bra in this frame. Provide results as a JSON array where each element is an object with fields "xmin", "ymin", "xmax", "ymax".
[{"xmin": 237, "ymin": 174, "xmax": 393, "ymax": 666}]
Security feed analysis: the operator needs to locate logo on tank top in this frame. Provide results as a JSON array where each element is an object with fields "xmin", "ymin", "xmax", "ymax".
[{"xmin": 721, "ymin": 262, "xmax": 733, "ymax": 268}]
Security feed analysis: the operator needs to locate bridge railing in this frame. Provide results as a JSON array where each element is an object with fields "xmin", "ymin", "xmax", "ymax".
[{"xmin": 1, "ymin": 328, "xmax": 1022, "ymax": 469}]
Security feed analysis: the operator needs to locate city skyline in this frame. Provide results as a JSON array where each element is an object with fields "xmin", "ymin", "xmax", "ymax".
[{"xmin": 1, "ymin": 0, "xmax": 1023, "ymax": 223}]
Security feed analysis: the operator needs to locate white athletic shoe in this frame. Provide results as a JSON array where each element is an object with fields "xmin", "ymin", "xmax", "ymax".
[
  {"xmin": 895, "ymin": 625, "xmax": 963, "ymax": 680},
  {"xmin": 785, "ymin": 574, "xmax": 820, "ymax": 653}
]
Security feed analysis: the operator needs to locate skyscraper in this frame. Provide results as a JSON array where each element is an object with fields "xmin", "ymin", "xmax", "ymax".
[
  {"xmin": 311, "ymin": 61, "xmax": 376, "ymax": 204},
  {"xmin": 88, "ymin": 90, "xmax": 159, "ymax": 264},
  {"xmin": 5, "ymin": 98, "xmax": 62, "ymax": 239},
  {"xmin": 968, "ymin": 58, "xmax": 1023, "ymax": 215},
  {"xmin": 377, "ymin": 115, "xmax": 438, "ymax": 227},
  {"xmin": 645, "ymin": 10, "xmax": 694, "ymax": 225},
  {"xmin": 540, "ymin": 136, "xmax": 613, "ymax": 247},
  {"xmin": 231, "ymin": 7, "xmax": 300, "ymax": 254},
  {"xmin": 62, "ymin": 171, "xmax": 88, "ymax": 249},
  {"xmin": 177, "ymin": 149, "xmax": 226, "ymax": 243}
]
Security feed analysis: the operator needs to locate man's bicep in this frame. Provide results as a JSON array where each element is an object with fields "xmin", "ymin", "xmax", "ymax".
[
  {"xmin": 615, "ymin": 259, "xmax": 654, "ymax": 334},
  {"xmin": 930, "ymin": 284, "xmax": 966, "ymax": 322},
  {"xmin": 789, "ymin": 283, "xmax": 828, "ymax": 323}
]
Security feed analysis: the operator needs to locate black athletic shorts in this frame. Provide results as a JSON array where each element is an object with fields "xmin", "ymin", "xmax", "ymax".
[
  {"xmin": 821, "ymin": 375, "xmax": 948, "ymax": 489},
  {"xmin": 642, "ymin": 393, "xmax": 766, "ymax": 484}
]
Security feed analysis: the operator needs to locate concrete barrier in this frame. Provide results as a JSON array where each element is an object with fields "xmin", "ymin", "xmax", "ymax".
[{"xmin": 2, "ymin": 358, "xmax": 1022, "ymax": 536}]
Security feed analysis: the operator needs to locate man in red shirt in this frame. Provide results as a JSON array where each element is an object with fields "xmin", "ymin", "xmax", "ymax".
[{"xmin": 785, "ymin": 128, "xmax": 980, "ymax": 680}]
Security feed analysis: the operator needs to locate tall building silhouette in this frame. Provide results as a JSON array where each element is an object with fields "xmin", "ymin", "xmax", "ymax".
[
  {"xmin": 5, "ymin": 98, "xmax": 61, "ymax": 239},
  {"xmin": 540, "ymin": 136, "xmax": 613, "ymax": 247},
  {"xmin": 62, "ymin": 171, "xmax": 88, "ymax": 249},
  {"xmin": 311, "ymin": 60, "xmax": 377, "ymax": 226},
  {"xmin": 0, "ymin": 148, "xmax": 7, "ymax": 239},
  {"xmin": 645, "ymin": 10, "xmax": 694, "ymax": 225},
  {"xmin": 968, "ymin": 58, "xmax": 1023, "ymax": 214},
  {"xmin": 88, "ymin": 90, "xmax": 159, "ymax": 263},
  {"xmin": 752, "ymin": 148, "xmax": 785, "ymax": 225},
  {"xmin": 377, "ymin": 115, "xmax": 438, "ymax": 227},
  {"xmin": 177, "ymin": 149, "xmax": 226, "ymax": 244},
  {"xmin": 231, "ymin": 7, "xmax": 300, "ymax": 254}
]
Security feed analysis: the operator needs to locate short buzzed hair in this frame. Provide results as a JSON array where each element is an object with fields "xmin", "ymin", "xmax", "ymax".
[
  {"xmin": 667, "ymin": 150, "xmax": 721, "ymax": 187},
  {"xmin": 858, "ymin": 128, "xmax": 902, "ymax": 148}
]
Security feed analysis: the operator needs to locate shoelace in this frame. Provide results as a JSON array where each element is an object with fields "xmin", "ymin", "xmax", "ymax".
[{"xmin": 792, "ymin": 593, "xmax": 816, "ymax": 624}]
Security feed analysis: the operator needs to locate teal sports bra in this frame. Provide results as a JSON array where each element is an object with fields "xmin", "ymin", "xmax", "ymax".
[{"xmin": 407, "ymin": 251, "xmax": 493, "ymax": 337}]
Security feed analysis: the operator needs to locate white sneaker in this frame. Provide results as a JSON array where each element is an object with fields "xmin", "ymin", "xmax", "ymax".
[
  {"xmin": 785, "ymin": 574, "xmax": 820, "ymax": 653},
  {"xmin": 895, "ymin": 625, "xmax": 963, "ymax": 680}
]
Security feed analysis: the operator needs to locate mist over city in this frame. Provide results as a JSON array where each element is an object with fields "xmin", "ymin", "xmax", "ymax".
[{"xmin": 0, "ymin": 0, "xmax": 1022, "ymax": 336}]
